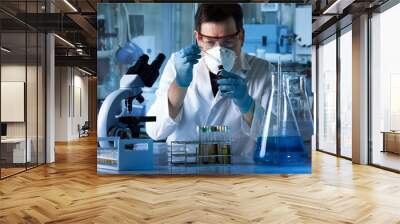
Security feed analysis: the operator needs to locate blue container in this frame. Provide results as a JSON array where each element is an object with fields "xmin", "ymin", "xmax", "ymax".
[
  {"xmin": 116, "ymin": 41, "xmax": 144, "ymax": 65},
  {"xmin": 253, "ymin": 136, "xmax": 308, "ymax": 166},
  {"xmin": 98, "ymin": 137, "xmax": 153, "ymax": 171}
]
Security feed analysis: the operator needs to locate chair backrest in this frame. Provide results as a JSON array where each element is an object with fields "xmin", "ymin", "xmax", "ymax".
[{"xmin": 82, "ymin": 121, "xmax": 90, "ymax": 129}]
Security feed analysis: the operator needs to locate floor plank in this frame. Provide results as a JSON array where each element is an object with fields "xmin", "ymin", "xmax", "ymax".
[{"xmin": 0, "ymin": 135, "xmax": 400, "ymax": 223}]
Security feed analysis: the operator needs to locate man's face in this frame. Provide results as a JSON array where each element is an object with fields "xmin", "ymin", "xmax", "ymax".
[{"xmin": 194, "ymin": 17, "xmax": 244, "ymax": 56}]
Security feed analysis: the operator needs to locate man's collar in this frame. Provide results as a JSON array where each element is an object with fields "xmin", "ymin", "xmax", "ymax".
[
  {"xmin": 233, "ymin": 52, "xmax": 250, "ymax": 74},
  {"xmin": 239, "ymin": 52, "xmax": 251, "ymax": 72}
]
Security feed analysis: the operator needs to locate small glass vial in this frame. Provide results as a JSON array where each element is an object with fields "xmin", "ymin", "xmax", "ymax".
[{"xmin": 217, "ymin": 65, "xmax": 224, "ymax": 77}]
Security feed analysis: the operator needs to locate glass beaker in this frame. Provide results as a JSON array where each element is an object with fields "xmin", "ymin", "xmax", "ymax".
[
  {"xmin": 285, "ymin": 74, "xmax": 314, "ymax": 158},
  {"xmin": 285, "ymin": 75, "xmax": 313, "ymax": 136},
  {"xmin": 254, "ymin": 71, "xmax": 306, "ymax": 165}
]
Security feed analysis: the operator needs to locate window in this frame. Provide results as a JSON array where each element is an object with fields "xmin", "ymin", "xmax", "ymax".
[
  {"xmin": 370, "ymin": 3, "xmax": 400, "ymax": 171},
  {"xmin": 316, "ymin": 26, "xmax": 353, "ymax": 159},
  {"xmin": 339, "ymin": 28, "xmax": 352, "ymax": 158},
  {"xmin": 317, "ymin": 36, "xmax": 337, "ymax": 154}
]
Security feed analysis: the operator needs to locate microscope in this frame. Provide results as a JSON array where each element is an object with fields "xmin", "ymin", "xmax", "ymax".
[{"xmin": 97, "ymin": 53, "xmax": 165, "ymax": 171}]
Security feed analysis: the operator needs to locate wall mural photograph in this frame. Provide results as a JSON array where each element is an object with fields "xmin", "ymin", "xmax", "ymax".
[{"xmin": 96, "ymin": 3, "xmax": 312, "ymax": 175}]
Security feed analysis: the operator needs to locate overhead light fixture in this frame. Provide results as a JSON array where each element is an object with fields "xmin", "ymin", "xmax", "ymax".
[
  {"xmin": 322, "ymin": 0, "xmax": 354, "ymax": 15},
  {"xmin": 76, "ymin": 48, "xmax": 86, "ymax": 56},
  {"xmin": 78, "ymin": 67, "xmax": 93, "ymax": 76},
  {"xmin": 54, "ymin": 34, "xmax": 75, "ymax": 48},
  {"xmin": 63, "ymin": 0, "xmax": 78, "ymax": 12},
  {"xmin": 1, "ymin": 47, "xmax": 11, "ymax": 53},
  {"xmin": 323, "ymin": 0, "xmax": 341, "ymax": 14}
]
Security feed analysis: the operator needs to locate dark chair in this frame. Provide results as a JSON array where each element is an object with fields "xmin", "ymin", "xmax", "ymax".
[{"xmin": 79, "ymin": 121, "xmax": 90, "ymax": 138}]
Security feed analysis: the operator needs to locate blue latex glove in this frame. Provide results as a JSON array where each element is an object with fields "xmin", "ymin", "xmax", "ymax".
[
  {"xmin": 217, "ymin": 70, "xmax": 254, "ymax": 114},
  {"xmin": 173, "ymin": 44, "xmax": 201, "ymax": 88}
]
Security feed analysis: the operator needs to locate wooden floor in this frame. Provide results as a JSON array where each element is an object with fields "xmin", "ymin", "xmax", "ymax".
[
  {"xmin": 1, "ymin": 135, "xmax": 400, "ymax": 224},
  {"xmin": 1, "ymin": 167, "xmax": 26, "ymax": 178},
  {"xmin": 372, "ymin": 150, "xmax": 400, "ymax": 171}
]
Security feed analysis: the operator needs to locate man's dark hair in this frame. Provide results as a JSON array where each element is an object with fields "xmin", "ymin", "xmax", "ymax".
[{"xmin": 195, "ymin": 4, "xmax": 243, "ymax": 33}]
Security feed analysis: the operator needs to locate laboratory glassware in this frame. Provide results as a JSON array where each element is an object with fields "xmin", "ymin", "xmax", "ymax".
[
  {"xmin": 285, "ymin": 74, "xmax": 314, "ymax": 158},
  {"xmin": 253, "ymin": 63, "xmax": 307, "ymax": 165}
]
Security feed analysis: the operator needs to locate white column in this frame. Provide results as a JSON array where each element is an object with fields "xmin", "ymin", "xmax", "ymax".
[
  {"xmin": 45, "ymin": 0, "xmax": 55, "ymax": 163},
  {"xmin": 46, "ymin": 32, "xmax": 55, "ymax": 163},
  {"xmin": 352, "ymin": 14, "xmax": 369, "ymax": 164},
  {"xmin": 312, "ymin": 45, "xmax": 317, "ymax": 151}
]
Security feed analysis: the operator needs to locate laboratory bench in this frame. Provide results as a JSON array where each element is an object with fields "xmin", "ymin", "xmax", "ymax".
[
  {"xmin": 97, "ymin": 138, "xmax": 311, "ymax": 175},
  {"xmin": 98, "ymin": 164, "xmax": 311, "ymax": 175},
  {"xmin": 97, "ymin": 146, "xmax": 311, "ymax": 175}
]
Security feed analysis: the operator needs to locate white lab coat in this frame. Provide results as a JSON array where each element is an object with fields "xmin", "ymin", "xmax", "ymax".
[{"xmin": 146, "ymin": 52, "xmax": 273, "ymax": 164}]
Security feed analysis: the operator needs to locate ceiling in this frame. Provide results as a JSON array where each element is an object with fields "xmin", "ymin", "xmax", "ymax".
[
  {"xmin": 0, "ymin": 0, "xmax": 99, "ymax": 74},
  {"xmin": 5, "ymin": 0, "xmax": 390, "ymax": 73},
  {"xmin": 311, "ymin": 0, "xmax": 389, "ymax": 43}
]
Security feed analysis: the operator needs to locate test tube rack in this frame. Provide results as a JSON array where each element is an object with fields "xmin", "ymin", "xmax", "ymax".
[{"xmin": 169, "ymin": 139, "xmax": 232, "ymax": 166}]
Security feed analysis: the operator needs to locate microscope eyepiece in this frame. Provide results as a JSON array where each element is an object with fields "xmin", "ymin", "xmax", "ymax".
[
  {"xmin": 150, "ymin": 54, "xmax": 166, "ymax": 71},
  {"xmin": 125, "ymin": 53, "xmax": 166, "ymax": 87},
  {"xmin": 126, "ymin": 54, "xmax": 149, "ymax": 75}
]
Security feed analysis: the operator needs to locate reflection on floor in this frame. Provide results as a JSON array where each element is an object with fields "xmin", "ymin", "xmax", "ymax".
[
  {"xmin": 0, "ymin": 167, "xmax": 25, "ymax": 177},
  {"xmin": 373, "ymin": 150, "xmax": 400, "ymax": 171},
  {"xmin": 0, "ymin": 163, "xmax": 41, "ymax": 178},
  {"xmin": 0, "ymin": 135, "xmax": 400, "ymax": 223}
]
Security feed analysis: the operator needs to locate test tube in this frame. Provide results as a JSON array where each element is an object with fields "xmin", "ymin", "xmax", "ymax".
[
  {"xmin": 209, "ymin": 126, "xmax": 213, "ymax": 142},
  {"xmin": 224, "ymin": 126, "xmax": 231, "ymax": 164},
  {"xmin": 218, "ymin": 126, "xmax": 222, "ymax": 142},
  {"xmin": 201, "ymin": 126, "xmax": 208, "ymax": 164},
  {"xmin": 217, "ymin": 126, "xmax": 222, "ymax": 164},
  {"xmin": 200, "ymin": 126, "xmax": 204, "ymax": 143},
  {"xmin": 215, "ymin": 126, "xmax": 219, "ymax": 143},
  {"xmin": 212, "ymin": 126, "xmax": 217, "ymax": 142},
  {"xmin": 206, "ymin": 126, "xmax": 210, "ymax": 142},
  {"xmin": 199, "ymin": 126, "xmax": 204, "ymax": 164},
  {"xmin": 210, "ymin": 126, "xmax": 217, "ymax": 163},
  {"xmin": 210, "ymin": 126, "xmax": 213, "ymax": 142},
  {"xmin": 221, "ymin": 126, "xmax": 225, "ymax": 143},
  {"xmin": 212, "ymin": 126, "xmax": 215, "ymax": 142}
]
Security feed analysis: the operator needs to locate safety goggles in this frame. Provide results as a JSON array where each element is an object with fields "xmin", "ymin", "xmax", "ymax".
[{"xmin": 198, "ymin": 30, "xmax": 240, "ymax": 49}]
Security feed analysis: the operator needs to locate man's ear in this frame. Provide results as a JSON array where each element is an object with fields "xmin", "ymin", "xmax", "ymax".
[
  {"xmin": 194, "ymin": 30, "xmax": 200, "ymax": 43},
  {"xmin": 194, "ymin": 30, "xmax": 205, "ymax": 51},
  {"xmin": 240, "ymin": 29, "xmax": 245, "ymax": 47}
]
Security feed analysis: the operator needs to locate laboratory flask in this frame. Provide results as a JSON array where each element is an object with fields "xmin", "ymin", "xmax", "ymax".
[
  {"xmin": 285, "ymin": 74, "xmax": 314, "ymax": 158},
  {"xmin": 253, "ymin": 71, "xmax": 307, "ymax": 165}
]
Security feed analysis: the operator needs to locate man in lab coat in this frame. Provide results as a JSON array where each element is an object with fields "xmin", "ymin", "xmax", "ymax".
[{"xmin": 146, "ymin": 4, "xmax": 273, "ymax": 164}]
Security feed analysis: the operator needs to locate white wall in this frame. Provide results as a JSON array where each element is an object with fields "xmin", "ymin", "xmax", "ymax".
[
  {"xmin": 55, "ymin": 67, "xmax": 68, "ymax": 141},
  {"xmin": 54, "ymin": 67, "xmax": 89, "ymax": 141}
]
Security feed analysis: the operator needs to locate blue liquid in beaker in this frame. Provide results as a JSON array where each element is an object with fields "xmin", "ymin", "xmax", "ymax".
[{"xmin": 253, "ymin": 136, "xmax": 308, "ymax": 165}]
